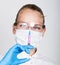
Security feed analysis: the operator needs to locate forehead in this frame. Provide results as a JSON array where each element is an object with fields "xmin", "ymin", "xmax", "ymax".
[{"xmin": 17, "ymin": 9, "xmax": 43, "ymax": 25}]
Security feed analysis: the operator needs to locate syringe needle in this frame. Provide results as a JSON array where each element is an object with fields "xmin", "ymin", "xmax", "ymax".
[{"xmin": 28, "ymin": 31, "xmax": 31, "ymax": 45}]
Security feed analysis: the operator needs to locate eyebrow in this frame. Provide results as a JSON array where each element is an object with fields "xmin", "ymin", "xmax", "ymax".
[
  {"xmin": 34, "ymin": 24, "xmax": 43, "ymax": 26},
  {"xmin": 17, "ymin": 21, "xmax": 25, "ymax": 23}
]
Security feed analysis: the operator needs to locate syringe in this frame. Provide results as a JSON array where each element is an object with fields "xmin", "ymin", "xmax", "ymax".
[
  {"xmin": 28, "ymin": 31, "xmax": 31, "ymax": 45},
  {"xmin": 27, "ymin": 31, "xmax": 37, "ymax": 55}
]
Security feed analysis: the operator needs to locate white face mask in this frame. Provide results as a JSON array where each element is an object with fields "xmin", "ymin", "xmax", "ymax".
[
  {"xmin": 15, "ymin": 29, "xmax": 42, "ymax": 48},
  {"xmin": 15, "ymin": 29, "xmax": 43, "ymax": 59}
]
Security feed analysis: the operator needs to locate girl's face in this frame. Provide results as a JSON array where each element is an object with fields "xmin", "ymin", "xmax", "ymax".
[{"xmin": 13, "ymin": 8, "xmax": 46, "ymax": 56}]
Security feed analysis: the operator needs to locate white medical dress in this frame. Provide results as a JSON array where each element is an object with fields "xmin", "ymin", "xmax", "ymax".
[
  {"xmin": 17, "ymin": 51, "xmax": 55, "ymax": 65},
  {"xmin": 0, "ymin": 52, "xmax": 55, "ymax": 65},
  {"xmin": 0, "ymin": 51, "xmax": 55, "ymax": 65}
]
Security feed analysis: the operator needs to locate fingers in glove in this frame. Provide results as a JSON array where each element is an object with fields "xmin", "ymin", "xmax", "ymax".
[{"xmin": 13, "ymin": 58, "xmax": 30, "ymax": 65}]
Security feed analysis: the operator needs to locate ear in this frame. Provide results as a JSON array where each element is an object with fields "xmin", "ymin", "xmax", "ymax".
[
  {"xmin": 12, "ymin": 24, "xmax": 16, "ymax": 34},
  {"xmin": 42, "ymin": 27, "xmax": 46, "ymax": 37}
]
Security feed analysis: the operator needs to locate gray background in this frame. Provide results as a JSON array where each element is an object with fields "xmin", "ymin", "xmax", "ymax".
[{"xmin": 0, "ymin": 0, "xmax": 60, "ymax": 65}]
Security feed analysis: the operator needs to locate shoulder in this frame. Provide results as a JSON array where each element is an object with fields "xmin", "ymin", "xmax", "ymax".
[
  {"xmin": 40, "ymin": 59, "xmax": 55, "ymax": 65},
  {"xmin": 39, "ymin": 58, "xmax": 55, "ymax": 65},
  {"xmin": 31, "ymin": 57, "xmax": 56, "ymax": 65}
]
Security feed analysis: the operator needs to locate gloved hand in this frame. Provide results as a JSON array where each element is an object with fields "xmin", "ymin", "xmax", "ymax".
[{"xmin": 0, "ymin": 44, "xmax": 34, "ymax": 65}]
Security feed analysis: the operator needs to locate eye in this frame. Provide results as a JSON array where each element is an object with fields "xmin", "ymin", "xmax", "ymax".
[
  {"xmin": 19, "ymin": 24, "xmax": 26, "ymax": 27},
  {"xmin": 19, "ymin": 23, "xmax": 27, "ymax": 28},
  {"xmin": 33, "ymin": 26, "xmax": 41, "ymax": 30}
]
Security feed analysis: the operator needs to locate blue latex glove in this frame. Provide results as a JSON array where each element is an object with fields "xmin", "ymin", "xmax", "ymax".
[{"xmin": 0, "ymin": 44, "xmax": 34, "ymax": 65}]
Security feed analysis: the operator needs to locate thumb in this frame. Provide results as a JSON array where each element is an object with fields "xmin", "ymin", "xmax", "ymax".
[{"xmin": 13, "ymin": 58, "xmax": 30, "ymax": 65}]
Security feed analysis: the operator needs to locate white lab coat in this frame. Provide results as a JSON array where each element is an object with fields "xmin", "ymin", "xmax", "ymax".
[
  {"xmin": 0, "ymin": 52, "xmax": 55, "ymax": 65},
  {"xmin": 17, "ymin": 51, "xmax": 55, "ymax": 65},
  {"xmin": 20, "ymin": 57, "xmax": 55, "ymax": 65}
]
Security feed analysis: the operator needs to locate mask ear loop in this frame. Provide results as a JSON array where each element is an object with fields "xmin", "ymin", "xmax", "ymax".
[{"xmin": 28, "ymin": 31, "xmax": 31, "ymax": 45}]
